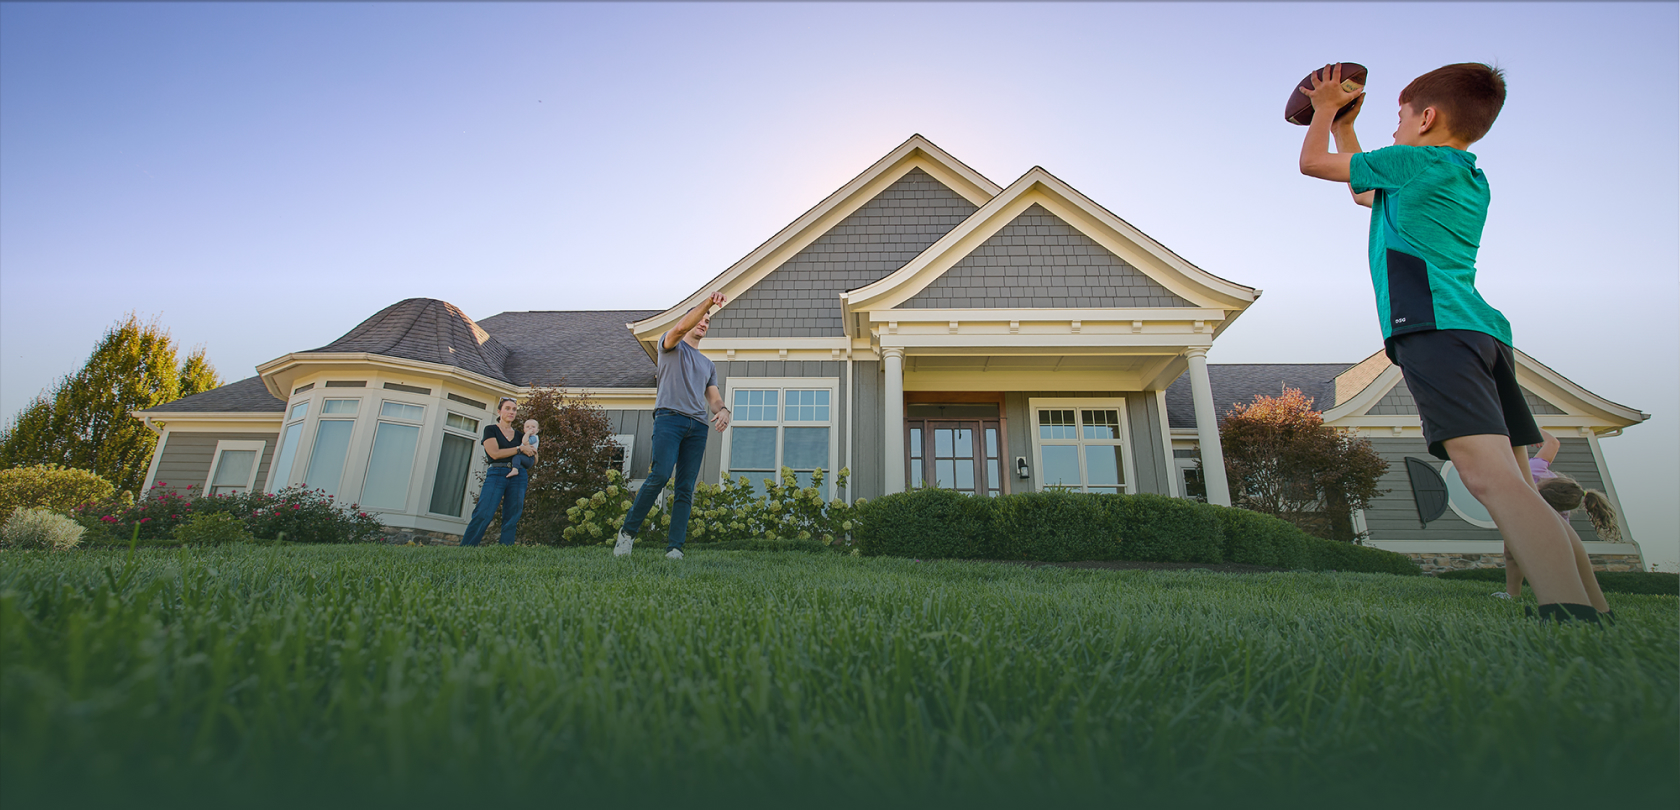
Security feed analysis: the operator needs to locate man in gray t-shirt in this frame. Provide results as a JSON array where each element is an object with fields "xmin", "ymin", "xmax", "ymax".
[{"xmin": 615, "ymin": 291, "xmax": 732, "ymax": 560}]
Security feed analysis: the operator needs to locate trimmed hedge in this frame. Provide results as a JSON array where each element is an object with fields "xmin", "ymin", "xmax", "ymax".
[
  {"xmin": 1438, "ymin": 567, "xmax": 1678, "ymax": 596},
  {"xmin": 856, "ymin": 489, "xmax": 1420, "ymax": 575}
]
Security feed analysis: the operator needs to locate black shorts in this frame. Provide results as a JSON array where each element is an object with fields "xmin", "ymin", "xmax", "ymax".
[{"xmin": 1386, "ymin": 329, "xmax": 1542, "ymax": 461}]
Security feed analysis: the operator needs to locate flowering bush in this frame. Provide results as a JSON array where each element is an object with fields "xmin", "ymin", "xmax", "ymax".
[
  {"xmin": 1, "ymin": 507, "xmax": 85, "ymax": 551},
  {"xmin": 561, "ymin": 467, "xmax": 861, "ymax": 548},
  {"xmin": 73, "ymin": 482, "xmax": 384, "ymax": 544}
]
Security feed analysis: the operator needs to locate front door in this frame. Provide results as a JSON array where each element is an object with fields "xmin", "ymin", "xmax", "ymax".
[{"xmin": 906, "ymin": 419, "xmax": 1006, "ymax": 496}]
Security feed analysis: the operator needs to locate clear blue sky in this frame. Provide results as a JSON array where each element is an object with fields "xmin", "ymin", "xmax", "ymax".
[{"xmin": 3, "ymin": 2, "xmax": 1675, "ymax": 568}]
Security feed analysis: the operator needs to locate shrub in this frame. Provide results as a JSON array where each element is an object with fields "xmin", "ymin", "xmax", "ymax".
[
  {"xmin": 73, "ymin": 483, "xmax": 383, "ymax": 544},
  {"xmin": 992, "ymin": 491, "xmax": 1118, "ymax": 561},
  {"xmin": 1, "ymin": 507, "xmax": 85, "ymax": 550},
  {"xmin": 1438, "ymin": 567, "xmax": 1678, "ymax": 596},
  {"xmin": 0, "ymin": 464, "xmax": 116, "ymax": 523},
  {"xmin": 855, "ymin": 487, "xmax": 996, "ymax": 558},
  {"xmin": 1214, "ymin": 507, "xmax": 1312, "ymax": 569},
  {"xmin": 562, "ymin": 467, "xmax": 859, "ymax": 548},
  {"xmin": 172, "ymin": 511, "xmax": 253, "ymax": 546},
  {"xmin": 858, "ymin": 489, "xmax": 1417, "ymax": 575},
  {"xmin": 515, "ymin": 387, "xmax": 619, "ymax": 545},
  {"xmin": 1109, "ymin": 494, "xmax": 1223, "ymax": 563},
  {"xmin": 1302, "ymin": 535, "xmax": 1421, "ymax": 576}
]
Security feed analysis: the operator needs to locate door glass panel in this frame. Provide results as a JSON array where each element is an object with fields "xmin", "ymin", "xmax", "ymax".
[
  {"xmin": 935, "ymin": 459, "xmax": 955, "ymax": 489},
  {"xmin": 909, "ymin": 426, "xmax": 923, "ymax": 488},
  {"xmin": 1084, "ymin": 444, "xmax": 1124, "ymax": 489},
  {"xmin": 987, "ymin": 459, "xmax": 1000, "ymax": 496},
  {"xmin": 954, "ymin": 459, "xmax": 974, "ymax": 490},
  {"xmin": 952, "ymin": 427, "xmax": 973, "ymax": 459},
  {"xmin": 935, "ymin": 428, "xmax": 953, "ymax": 457},
  {"xmin": 1041, "ymin": 445, "xmax": 1080, "ymax": 489},
  {"xmin": 986, "ymin": 427, "xmax": 999, "ymax": 457}
]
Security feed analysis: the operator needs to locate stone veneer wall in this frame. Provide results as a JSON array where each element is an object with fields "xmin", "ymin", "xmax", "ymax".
[
  {"xmin": 1408, "ymin": 552, "xmax": 1644, "ymax": 575},
  {"xmin": 378, "ymin": 525, "xmax": 463, "ymax": 546}
]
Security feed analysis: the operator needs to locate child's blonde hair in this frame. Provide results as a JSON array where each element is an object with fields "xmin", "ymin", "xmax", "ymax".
[{"xmin": 1536, "ymin": 474, "xmax": 1621, "ymax": 541}]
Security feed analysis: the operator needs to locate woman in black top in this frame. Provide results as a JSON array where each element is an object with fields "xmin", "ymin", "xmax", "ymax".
[{"xmin": 459, "ymin": 397, "xmax": 536, "ymax": 546}]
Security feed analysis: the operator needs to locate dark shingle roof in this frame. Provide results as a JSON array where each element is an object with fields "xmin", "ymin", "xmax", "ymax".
[
  {"xmin": 140, "ymin": 376, "xmax": 286, "ymax": 414},
  {"xmin": 309, "ymin": 298, "xmax": 512, "ymax": 383},
  {"xmin": 476, "ymin": 310, "xmax": 661, "ymax": 388},
  {"xmin": 1164, "ymin": 363, "xmax": 1354, "ymax": 429}
]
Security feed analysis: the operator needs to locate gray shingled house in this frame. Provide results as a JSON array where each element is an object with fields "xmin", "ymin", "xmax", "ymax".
[{"xmin": 133, "ymin": 136, "xmax": 1650, "ymax": 571}]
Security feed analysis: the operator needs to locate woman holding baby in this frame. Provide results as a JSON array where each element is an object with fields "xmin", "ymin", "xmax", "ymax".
[{"xmin": 459, "ymin": 397, "xmax": 538, "ymax": 546}]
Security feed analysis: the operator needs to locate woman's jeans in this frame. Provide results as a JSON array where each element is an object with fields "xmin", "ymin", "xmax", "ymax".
[
  {"xmin": 621, "ymin": 409, "xmax": 709, "ymax": 551},
  {"xmin": 460, "ymin": 465, "xmax": 527, "ymax": 546}
]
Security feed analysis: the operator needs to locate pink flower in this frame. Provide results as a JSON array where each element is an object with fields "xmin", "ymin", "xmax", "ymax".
[{"xmin": 140, "ymin": 518, "xmax": 151, "ymax": 523}]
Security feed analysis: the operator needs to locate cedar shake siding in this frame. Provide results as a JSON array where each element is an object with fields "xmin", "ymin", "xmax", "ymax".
[
  {"xmin": 901, "ymin": 204, "xmax": 1193, "ymax": 310},
  {"xmin": 707, "ymin": 168, "xmax": 979, "ymax": 338}
]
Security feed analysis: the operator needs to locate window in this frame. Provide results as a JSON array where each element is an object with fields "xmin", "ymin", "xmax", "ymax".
[
  {"xmin": 609, "ymin": 434, "xmax": 635, "ymax": 478},
  {"xmin": 268, "ymin": 401, "xmax": 309, "ymax": 491},
  {"xmin": 1440, "ymin": 461, "xmax": 1497, "ymax": 529},
  {"xmin": 303, "ymin": 399, "xmax": 360, "ymax": 497},
  {"xmin": 723, "ymin": 379, "xmax": 838, "ymax": 497},
  {"xmin": 429, "ymin": 412, "xmax": 480, "ymax": 517},
  {"xmin": 205, "ymin": 440, "xmax": 266, "ymax": 495},
  {"xmin": 360, "ymin": 400, "xmax": 426, "ymax": 511},
  {"xmin": 1030, "ymin": 400, "xmax": 1132, "ymax": 494},
  {"xmin": 1174, "ymin": 449, "xmax": 1206, "ymax": 502}
]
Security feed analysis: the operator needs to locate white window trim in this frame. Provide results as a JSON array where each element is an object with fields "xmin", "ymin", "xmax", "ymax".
[
  {"xmin": 264, "ymin": 400, "xmax": 312, "ymax": 492},
  {"xmin": 720, "ymin": 377, "xmax": 840, "ymax": 500},
  {"xmin": 423, "ymin": 410, "xmax": 485, "ymax": 520},
  {"xmin": 358, "ymin": 399, "xmax": 429, "ymax": 514},
  {"xmin": 204, "ymin": 439, "xmax": 267, "ymax": 495},
  {"xmin": 1027, "ymin": 397, "xmax": 1137, "ymax": 494},
  {"xmin": 610, "ymin": 434, "xmax": 635, "ymax": 479},
  {"xmin": 299, "ymin": 396, "xmax": 366, "ymax": 499},
  {"xmin": 1440, "ymin": 461, "xmax": 1499, "ymax": 529}
]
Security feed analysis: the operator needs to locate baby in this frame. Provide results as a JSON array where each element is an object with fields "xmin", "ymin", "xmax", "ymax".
[{"xmin": 507, "ymin": 419, "xmax": 540, "ymax": 478}]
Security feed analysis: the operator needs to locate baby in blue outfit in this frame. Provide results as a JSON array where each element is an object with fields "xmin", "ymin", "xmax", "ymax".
[{"xmin": 508, "ymin": 419, "xmax": 539, "ymax": 477}]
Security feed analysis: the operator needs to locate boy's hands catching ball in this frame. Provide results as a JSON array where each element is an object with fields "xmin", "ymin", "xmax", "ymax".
[{"xmin": 1298, "ymin": 63, "xmax": 1366, "ymax": 121}]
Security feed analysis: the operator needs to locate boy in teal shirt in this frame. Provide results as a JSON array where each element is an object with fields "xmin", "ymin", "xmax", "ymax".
[{"xmin": 1297, "ymin": 62, "xmax": 1606, "ymax": 624}]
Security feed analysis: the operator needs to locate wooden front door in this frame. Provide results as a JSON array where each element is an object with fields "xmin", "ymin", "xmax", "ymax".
[{"xmin": 906, "ymin": 419, "xmax": 1007, "ymax": 497}]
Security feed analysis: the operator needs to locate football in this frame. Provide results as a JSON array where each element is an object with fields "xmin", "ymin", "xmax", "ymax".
[{"xmin": 1285, "ymin": 62, "xmax": 1368, "ymax": 125}]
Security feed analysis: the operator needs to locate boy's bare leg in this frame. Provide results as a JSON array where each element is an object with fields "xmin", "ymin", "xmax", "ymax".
[{"xmin": 1445, "ymin": 434, "xmax": 1588, "ymax": 605}]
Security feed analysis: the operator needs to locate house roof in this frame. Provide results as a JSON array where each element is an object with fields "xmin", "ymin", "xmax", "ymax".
[
  {"xmin": 477, "ymin": 310, "xmax": 661, "ymax": 388},
  {"xmin": 1164, "ymin": 363, "xmax": 1354, "ymax": 430},
  {"xmin": 309, "ymin": 298, "xmax": 514, "ymax": 383},
  {"xmin": 140, "ymin": 375, "xmax": 286, "ymax": 414}
]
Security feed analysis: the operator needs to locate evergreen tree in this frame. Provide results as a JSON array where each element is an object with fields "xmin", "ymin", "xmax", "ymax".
[{"xmin": 0, "ymin": 314, "xmax": 221, "ymax": 493}]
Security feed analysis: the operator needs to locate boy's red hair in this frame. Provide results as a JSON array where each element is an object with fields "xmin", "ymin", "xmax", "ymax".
[{"xmin": 1400, "ymin": 63, "xmax": 1507, "ymax": 143}]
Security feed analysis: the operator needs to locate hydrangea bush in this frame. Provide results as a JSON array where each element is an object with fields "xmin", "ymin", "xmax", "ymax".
[
  {"xmin": 1, "ymin": 507, "xmax": 86, "ymax": 551},
  {"xmin": 562, "ymin": 467, "xmax": 862, "ymax": 547}
]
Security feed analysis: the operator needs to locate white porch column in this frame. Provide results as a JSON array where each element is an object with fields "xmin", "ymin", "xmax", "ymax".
[
  {"xmin": 882, "ymin": 347, "xmax": 906, "ymax": 494},
  {"xmin": 1185, "ymin": 348, "xmax": 1232, "ymax": 507}
]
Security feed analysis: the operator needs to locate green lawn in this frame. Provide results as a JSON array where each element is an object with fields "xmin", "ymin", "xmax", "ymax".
[{"xmin": 2, "ymin": 545, "xmax": 1675, "ymax": 810}]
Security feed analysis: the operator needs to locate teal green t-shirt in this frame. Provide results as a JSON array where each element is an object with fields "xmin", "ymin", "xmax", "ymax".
[{"xmin": 1347, "ymin": 145, "xmax": 1512, "ymax": 346}]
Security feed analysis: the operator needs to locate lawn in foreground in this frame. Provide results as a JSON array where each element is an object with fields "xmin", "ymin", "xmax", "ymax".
[{"xmin": 1, "ymin": 545, "xmax": 1674, "ymax": 810}]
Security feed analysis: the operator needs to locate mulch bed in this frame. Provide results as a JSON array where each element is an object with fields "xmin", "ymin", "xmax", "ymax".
[{"xmin": 949, "ymin": 559, "xmax": 1288, "ymax": 575}]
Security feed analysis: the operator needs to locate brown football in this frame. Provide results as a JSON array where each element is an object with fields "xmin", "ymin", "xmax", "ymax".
[{"xmin": 1285, "ymin": 62, "xmax": 1368, "ymax": 125}]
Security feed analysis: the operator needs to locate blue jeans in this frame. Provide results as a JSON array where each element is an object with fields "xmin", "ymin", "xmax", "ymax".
[
  {"xmin": 622, "ymin": 409, "xmax": 709, "ymax": 551},
  {"xmin": 460, "ymin": 466, "xmax": 527, "ymax": 546}
]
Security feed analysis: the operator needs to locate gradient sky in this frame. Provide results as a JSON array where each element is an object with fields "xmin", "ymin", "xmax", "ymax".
[{"xmin": 2, "ymin": 2, "xmax": 1675, "ymax": 568}]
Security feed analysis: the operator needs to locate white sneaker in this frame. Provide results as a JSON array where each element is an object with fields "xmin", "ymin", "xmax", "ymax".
[
  {"xmin": 665, "ymin": 548, "xmax": 684, "ymax": 560},
  {"xmin": 1490, "ymin": 591, "xmax": 1512, "ymax": 600},
  {"xmin": 613, "ymin": 531, "xmax": 634, "ymax": 557}
]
